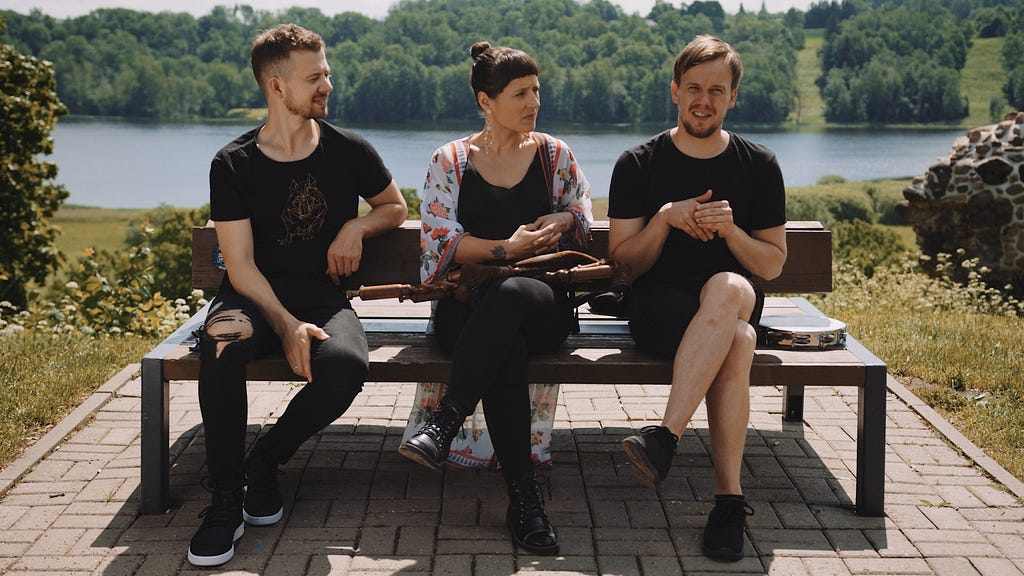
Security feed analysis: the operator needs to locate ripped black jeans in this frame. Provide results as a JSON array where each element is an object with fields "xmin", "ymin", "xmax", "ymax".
[{"xmin": 198, "ymin": 287, "xmax": 368, "ymax": 490}]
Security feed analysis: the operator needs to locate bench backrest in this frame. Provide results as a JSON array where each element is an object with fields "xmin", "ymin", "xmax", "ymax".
[{"xmin": 192, "ymin": 220, "xmax": 832, "ymax": 293}]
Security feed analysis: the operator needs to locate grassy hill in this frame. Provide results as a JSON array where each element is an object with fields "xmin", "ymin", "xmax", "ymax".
[
  {"xmin": 790, "ymin": 31, "xmax": 1008, "ymax": 128},
  {"xmin": 790, "ymin": 30, "xmax": 827, "ymax": 128},
  {"xmin": 961, "ymin": 37, "xmax": 1013, "ymax": 126}
]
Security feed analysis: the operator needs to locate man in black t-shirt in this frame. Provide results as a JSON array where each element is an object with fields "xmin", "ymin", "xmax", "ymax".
[
  {"xmin": 187, "ymin": 24, "xmax": 407, "ymax": 567},
  {"xmin": 608, "ymin": 35, "xmax": 787, "ymax": 563}
]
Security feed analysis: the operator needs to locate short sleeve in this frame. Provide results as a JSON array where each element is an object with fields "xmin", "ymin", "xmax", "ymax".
[
  {"xmin": 608, "ymin": 149, "xmax": 647, "ymax": 220},
  {"xmin": 348, "ymin": 132, "xmax": 394, "ymax": 200},
  {"xmin": 209, "ymin": 154, "xmax": 250, "ymax": 222},
  {"xmin": 750, "ymin": 151, "xmax": 787, "ymax": 231}
]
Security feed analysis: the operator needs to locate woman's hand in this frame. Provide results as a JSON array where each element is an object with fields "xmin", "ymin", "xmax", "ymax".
[{"xmin": 500, "ymin": 222, "xmax": 562, "ymax": 260}]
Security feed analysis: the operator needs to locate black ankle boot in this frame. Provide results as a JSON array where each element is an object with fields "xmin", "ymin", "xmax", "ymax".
[
  {"xmin": 398, "ymin": 404, "xmax": 463, "ymax": 471},
  {"xmin": 506, "ymin": 474, "xmax": 559, "ymax": 555}
]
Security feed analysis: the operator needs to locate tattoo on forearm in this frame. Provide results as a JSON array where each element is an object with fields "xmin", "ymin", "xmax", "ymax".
[{"xmin": 491, "ymin": 245, "xmax": 507, "ymax": 260}]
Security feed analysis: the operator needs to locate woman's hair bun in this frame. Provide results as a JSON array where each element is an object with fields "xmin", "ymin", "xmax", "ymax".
[{"xmin": 470, "ymin": 41, "xmax": 491, "ymax": 60}]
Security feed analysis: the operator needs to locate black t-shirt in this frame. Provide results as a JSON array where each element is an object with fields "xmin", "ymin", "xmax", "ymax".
[
  {"xmin": 608, "ymin": 130, "xmax": 786, "ymax": 288},
  {"xmin": 210, "ymin": 120, "xmax": 392, "ymax": 291}
]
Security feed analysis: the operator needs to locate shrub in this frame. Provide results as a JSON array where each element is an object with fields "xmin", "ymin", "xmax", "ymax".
[
  {"xmin": 401, "ymin": 187, "xmax": 421, "ymax": 219},
  {"xmin": 786, "ymin": 186, "xmax": 875, "ymax": 227},
  {"xmin": 125, "ymin": 204, "xmax": 211, "ymax": 300},
  {"xmin": 816, "ymin": 174, "xmax": 847, "ymax": 185},
  {"xmin": 832, "ymin": 219, "xmax": 909, "ymax": 277},
  {"xmin": 863, "ymin": 184, "xmax": 906, "ymax": 225},
  {"xmin": 1, "ymin": 223, "xmax": 205, "ymax": 338}
]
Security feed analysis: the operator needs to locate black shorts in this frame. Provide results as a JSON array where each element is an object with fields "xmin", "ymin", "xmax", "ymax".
[{"xmin": 627, "ymin": 277, "xmax": 765, "ymax": 360}]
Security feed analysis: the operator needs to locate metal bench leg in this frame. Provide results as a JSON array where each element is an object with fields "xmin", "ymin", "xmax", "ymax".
[
  {"xmin": 783, "ymin": 384, "xmax": 805, "ymax": 421},
  {"xmin": 140, "ymin": 356, "xmax": 170, "ymax": 514},
  {"xmin": 850, "ymin": 338, "xmax": 887, "ymax": 517}
]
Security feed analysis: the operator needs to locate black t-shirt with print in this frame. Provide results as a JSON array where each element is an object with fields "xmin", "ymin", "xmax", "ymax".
[
  {"xmin": 608, "ymin": 130, "xmax": 786, "ymax": 288},
  {"xmin": 210, "ymin": 119, "xmax": 392, "ymax": 292}
]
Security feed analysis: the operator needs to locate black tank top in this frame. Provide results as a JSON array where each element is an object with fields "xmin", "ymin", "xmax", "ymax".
[{"xmin": 457, "ymin": 153, "xmax": 550, "ymax": 248}]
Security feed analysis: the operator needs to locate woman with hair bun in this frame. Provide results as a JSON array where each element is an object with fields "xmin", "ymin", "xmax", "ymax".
[{"xmin": 400, "ymin": 41, "xmax": 593, "ymax": 555}]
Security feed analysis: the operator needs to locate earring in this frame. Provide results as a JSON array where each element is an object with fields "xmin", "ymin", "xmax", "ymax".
[{"xmin": 482, "ymin": 112, "xmax": 494, "ymax": 154}]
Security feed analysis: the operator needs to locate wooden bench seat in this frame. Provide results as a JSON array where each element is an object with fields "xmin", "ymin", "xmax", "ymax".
[{"xmin": 140, "ymin": 221, "xmax": 886, "ymax": 517}]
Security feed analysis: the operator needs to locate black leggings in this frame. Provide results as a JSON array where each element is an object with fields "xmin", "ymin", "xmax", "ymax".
[
  {"xmin": 198, "ymin": 289, "xmax": 368, "ymax": 490},
  {"xmin": 433, "ymin": 276, "xmax": 570, "ymax": 481}
]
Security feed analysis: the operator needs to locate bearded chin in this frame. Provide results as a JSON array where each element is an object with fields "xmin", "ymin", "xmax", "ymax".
[
  {"xmin": 286, "ymin": 98, "xmax": 328, "ymax": 120},
  {"xmin": 682, "ymin": 117, "xmax": 720, "ymax": 139}
]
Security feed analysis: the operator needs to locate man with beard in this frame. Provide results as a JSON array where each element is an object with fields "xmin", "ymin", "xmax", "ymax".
[
  {"xmin": 187, "ymin": 24, "xmax": 407, "ymax": 567},
  {"xmin": 607, "ymin": 35, "xmax": 787, "ymax": 562}
]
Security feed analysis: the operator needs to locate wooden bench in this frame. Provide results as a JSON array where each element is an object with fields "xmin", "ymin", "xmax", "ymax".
[{"xmin": 140, "ymin": 220, "xmax": 887, "ymax": 517}]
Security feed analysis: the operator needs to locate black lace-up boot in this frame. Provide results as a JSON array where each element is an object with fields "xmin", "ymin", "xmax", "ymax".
[
  {"xmin": 621, "ymin": 425, "xmax": 679, "ymax": 490},
  {"xmin": 399, "ymin": 404, "xmax": 464, "ymax": 471},
  {"xmin": 506, "ymin": 474, "xmax": 559, "ymax": 555}
]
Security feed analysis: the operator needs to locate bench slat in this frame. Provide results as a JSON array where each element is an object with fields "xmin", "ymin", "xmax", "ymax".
[{"xmin": 192, "ymin": 220, "xmax": 832, "ymax": 293}]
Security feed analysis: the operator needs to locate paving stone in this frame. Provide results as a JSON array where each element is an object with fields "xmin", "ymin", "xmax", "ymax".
[
  {"xmin": 928, "ymin": 557, "xmax": 983, "ymax": 576},
  {"xmin": 0, "ymin": 375, "xmax": 1022, "ymax": 576}
]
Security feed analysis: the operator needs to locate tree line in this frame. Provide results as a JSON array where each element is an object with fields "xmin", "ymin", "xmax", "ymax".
[
  {"xmin": 1, "ymin": 0, "xmax": 1022, "ymax": 126},
  {"xmin": 1, "ymin": 0, "xmax": 803, "ymax": 125}
]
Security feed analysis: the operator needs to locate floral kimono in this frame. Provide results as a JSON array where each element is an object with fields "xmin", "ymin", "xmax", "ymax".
[{"xmin": 403, "ymin": 132, "xmax": 594, "ymax": 470}]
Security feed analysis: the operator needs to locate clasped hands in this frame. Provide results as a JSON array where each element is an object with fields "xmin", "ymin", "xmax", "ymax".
[
  {"xmin": 659, "ymin": 189, "xmax": 734, "ymax": 242},
  {"xmin": 505, "ymin": 211, "xmax": 575, "ymax": 259}
]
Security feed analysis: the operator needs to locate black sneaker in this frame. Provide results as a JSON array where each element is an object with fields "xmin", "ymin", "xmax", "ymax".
[
  {"xmin": 242, "ymin": 449, "xmax": 283, "ymax": 526},
  {"xmin": 187, "ymin": 487, "xmax": 245, "ymax": 567},
  {"xmin": 621, "ymin": 425, "xmax": 678, "ymax": 490},
  {"xmin": 399, "ymin": 405, "xmax": 464, "ymax": 471},
  {"xmin": 702, "ymin": 495, "xmax": 755, "ymax": 562},
  {"xmin": 506, "ymin": 474, "xmax": 559, "ymax": 555}
]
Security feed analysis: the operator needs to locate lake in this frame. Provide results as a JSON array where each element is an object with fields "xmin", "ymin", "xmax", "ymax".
[{"xmin": 49, "ymin": 119, "xmax": 966, "ymax": 209}]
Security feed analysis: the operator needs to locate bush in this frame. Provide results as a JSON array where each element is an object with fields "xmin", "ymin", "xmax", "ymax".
[
  {"xmin": 832, "ymin": 219, "xmax": 909, "ymax": 277},
  {"xmin": 125, "ymin": 204, "xmax": 211, "ymax": 300},
  {"xmin": 786, "ymin": 186, "xmax": 875, "ymax": 227},
  {"xmin": 816, "ymin": 174, "xmax": 847, "ymax": 185},
  {"xmin": 864, "ymin": 184, "xmax": 905, "ymax": 225},
  {"xmin": 2, "ymin": 223, "xmax": 205, "ymax": 338},
  {"xmin": 401, "ymin": 187, "xmax": 421, "ymax": 219}
]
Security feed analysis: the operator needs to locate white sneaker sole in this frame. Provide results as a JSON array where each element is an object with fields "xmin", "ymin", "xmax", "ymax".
[{"xmin": 187, "ymin": 523, "xmax": 244, "ymax": 567}]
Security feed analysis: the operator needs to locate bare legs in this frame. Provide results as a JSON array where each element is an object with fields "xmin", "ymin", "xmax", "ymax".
[{"xmin": 658, "ymin": 272, "xmax": 756, "ymax": 495}]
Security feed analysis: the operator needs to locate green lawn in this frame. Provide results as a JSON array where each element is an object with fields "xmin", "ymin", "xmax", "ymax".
[
  {"xmin": 52, "ymin": 205, "xmax": 143, "ymax": 257},
  {"xmin": 961, "ymin": 36, "xmax": 1011, "ymax": 126},
  {"xmin": 790, "ymin": 30, "xmax": 827, "ymax": 128}
]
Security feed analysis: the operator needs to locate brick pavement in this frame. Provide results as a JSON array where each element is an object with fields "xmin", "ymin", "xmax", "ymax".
[{"xmin": 0, "ymin": 366, "xmax": 1022, "ymax": 575}]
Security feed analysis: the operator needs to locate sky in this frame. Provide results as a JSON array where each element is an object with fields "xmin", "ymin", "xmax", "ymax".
[{"xmin": 7, "ymin": 0, "xmax": 815, "ymax": 20}]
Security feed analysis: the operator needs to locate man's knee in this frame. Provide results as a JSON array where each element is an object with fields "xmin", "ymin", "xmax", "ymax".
[
  {"xmin": 700, "ymin": 273, "xmax": 755, "ymax": 314},
  {"xmin": 203, "ymin": 310, "xmax": 256, "ymax": 359},
  {"xmin": 734, "ymin": 321, "xmax": 757, "ymax": 352},
  {"xmin": 315, "ymin": 344, "xmax": 369, "ymax": 385}
]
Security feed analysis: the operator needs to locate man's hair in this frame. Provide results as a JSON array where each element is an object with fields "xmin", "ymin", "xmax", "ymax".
[
  {"xmin": 250, "ymin": 23, "xmax": 325, "ymax": 91},
  {"xmin": 673, "ymin": 35, "xmax": 743, "ymax": 91},
  {"xmin": 469, "ymin": 41, "xmax": 540, "ymax": 109}
]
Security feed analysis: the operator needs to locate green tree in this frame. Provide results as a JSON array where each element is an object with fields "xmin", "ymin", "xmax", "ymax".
[
  {"xmin": 0, "ymin": 16, "xmax": 69, "ymax": 307},
  {"xmin": 818, "ymin": 1, "xmax": 970, "ymax": 123},
  {"xmin": 1002, "ymin": 9, "xmax": 1024, "ymax": 110}
]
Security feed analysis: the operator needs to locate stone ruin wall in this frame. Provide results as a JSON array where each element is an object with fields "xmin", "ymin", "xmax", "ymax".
[{"xmin": 896, "ymin": 111, "xmax": 1024, "ymax": 293}]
